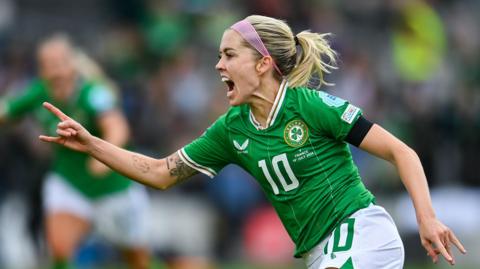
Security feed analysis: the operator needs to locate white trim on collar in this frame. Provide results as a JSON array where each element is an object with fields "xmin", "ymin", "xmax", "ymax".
[{"xmin": 249, "ymin": 79, "xmax": 288, "ymax": 130}]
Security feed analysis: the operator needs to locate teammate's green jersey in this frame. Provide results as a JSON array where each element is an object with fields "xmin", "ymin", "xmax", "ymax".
[
  {"xmin": 180, "ymin": 82, "xmax": 375, "ymax": 257},
  {"xmin": 2, "ymin": 78, "xmax": 131, "ymax": 198}
]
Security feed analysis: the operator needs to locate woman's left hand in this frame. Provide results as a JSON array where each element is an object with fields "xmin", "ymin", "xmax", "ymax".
[{"xmin": 418, "ymin": 217, "xmax": 466, "ymax": 265}]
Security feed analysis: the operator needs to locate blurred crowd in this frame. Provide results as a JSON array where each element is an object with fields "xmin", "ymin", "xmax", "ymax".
[{"xmin": 0, "ymin": 0, "xmax": 479, "ymax": 268}]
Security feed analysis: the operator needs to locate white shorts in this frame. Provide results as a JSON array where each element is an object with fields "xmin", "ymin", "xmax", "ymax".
[
  {"xmin": 42, "ymin": 173, "xmax": 150, "ymax": 248},
  {"xmin": 303, "ymin": 204, "xmax": 404, "ymax": 269}
]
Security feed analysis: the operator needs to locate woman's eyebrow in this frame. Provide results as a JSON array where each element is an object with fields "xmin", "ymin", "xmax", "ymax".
[{"xmin": 219, "ymin": 47, "xmax": 235, "ymax": 54}]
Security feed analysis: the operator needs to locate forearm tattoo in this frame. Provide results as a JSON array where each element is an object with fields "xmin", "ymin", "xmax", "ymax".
[
  {"xmin": 167, "ymin": 153, "xmax": 197, "ymax": 183},
  {"xmin": 132, "ymin": 154, "xmax": 151, "ymax": 173}
]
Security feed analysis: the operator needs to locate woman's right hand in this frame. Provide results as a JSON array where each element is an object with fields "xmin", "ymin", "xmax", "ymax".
[{"xmin": 39, "ymin": 102, "xmax": 93, "ymax": 153}]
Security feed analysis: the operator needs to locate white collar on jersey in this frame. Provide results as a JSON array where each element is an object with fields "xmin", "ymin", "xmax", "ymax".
[{"xmin": 249, "ymin": 79, "xmax": 288, "ymax": 130}]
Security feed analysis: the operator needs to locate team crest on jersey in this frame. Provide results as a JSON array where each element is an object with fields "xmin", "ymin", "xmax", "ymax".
[{"xmin": 284, "ymin": 120, "xmax": 309, "ymax": 147}]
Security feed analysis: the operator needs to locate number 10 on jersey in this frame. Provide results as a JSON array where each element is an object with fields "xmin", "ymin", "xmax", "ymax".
[{"xmin": 258, "ymin": 153, "xmax": 300, "ymax": 195}]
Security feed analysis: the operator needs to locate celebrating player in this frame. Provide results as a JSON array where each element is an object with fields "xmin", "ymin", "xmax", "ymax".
[
  {"xmin": 39, "ymin": 16, "xmax": 465, "ymax": 268},
  {"xmin": 0, "ymin": 35, "xmax": 151, "ymax": 269}
]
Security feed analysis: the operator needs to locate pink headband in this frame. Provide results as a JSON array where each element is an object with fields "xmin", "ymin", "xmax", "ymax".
[{"xmin": 230, "ymin": 20, "xmax": 283, "ymax": 76}]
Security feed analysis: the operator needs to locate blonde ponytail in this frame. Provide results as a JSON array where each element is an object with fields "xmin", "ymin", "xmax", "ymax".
[
  {"xmin": 288, "ymin": 32, "xmax": 337, "ymax": 88},
  {"xmin": 244, "ymin": 15, "xmax": 337, "ymax": 89}
]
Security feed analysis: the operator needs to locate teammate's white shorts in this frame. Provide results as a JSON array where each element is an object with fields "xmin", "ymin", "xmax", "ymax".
[
  {"xmin": 42, "ymin": 173, "xmax": 150, "ymax": 248},
  {"xmin": 303, "ymin": 204, "xmax": 404, "ymax": 269}
]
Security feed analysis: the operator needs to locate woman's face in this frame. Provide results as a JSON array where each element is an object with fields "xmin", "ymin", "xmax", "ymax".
[
  {"xmin": 38, "ymin": 41, "xmax": 76, "ymax": 101},
  {"xmin": 216, "ymin": 29, "xmax": 261, "ymax": 106}
]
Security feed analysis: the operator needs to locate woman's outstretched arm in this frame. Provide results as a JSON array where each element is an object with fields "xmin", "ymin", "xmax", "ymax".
[{"xmin": 39, "ymin": 102, "xmax": 197, "ymax": 189}]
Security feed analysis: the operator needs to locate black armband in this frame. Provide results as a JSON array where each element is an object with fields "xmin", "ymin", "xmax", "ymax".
[{"xmin": 345, "ymin": 116, "xmax": 373, "ymax": 147}]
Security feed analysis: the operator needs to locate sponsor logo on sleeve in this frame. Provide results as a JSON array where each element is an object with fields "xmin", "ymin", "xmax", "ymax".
[
  {"xmin": 318, "ymin": 91, "xmax": 346, "ymax": 107},
  {"xmin": 341, "ymin": 104, "xmax": 360, "ymax": 124}
]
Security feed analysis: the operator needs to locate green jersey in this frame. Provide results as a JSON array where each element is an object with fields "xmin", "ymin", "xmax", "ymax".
[
  {"xmin": 180, "ymin": 82, "xmax": 375, "ymax": 257},
  {"xmin": 2, "ymin": 78, "xmax": 131, "ymax": 198}
]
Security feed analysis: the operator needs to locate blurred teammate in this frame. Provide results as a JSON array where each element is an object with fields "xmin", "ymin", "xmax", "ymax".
[
  {"xmin": 38, "ymin": 16, "xmax": 466, "ymax": 269},
  {"xmin": 0, "ymin": 35, "xmax": 151, "ymax": 269}
]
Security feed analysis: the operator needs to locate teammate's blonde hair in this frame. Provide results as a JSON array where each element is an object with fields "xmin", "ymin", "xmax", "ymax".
[
  {"xmin": 244, "ymin": 15, "xmax": 337, "ymax": 88},
  {"xmin": 38, "ymin": 34, "xmax": 118, "ymax": 93},
  {"xmin": 73, "ymin": 49, "xmax": 119, "ymax": 94}
]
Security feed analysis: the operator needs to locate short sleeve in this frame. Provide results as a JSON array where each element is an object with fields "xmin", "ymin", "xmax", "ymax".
[
  {"xmin": 179, "ymin": 114, "xmax": 234, "ymax": 178},
  {"xmin": 299, "ymin": 90, "xmax": 363, "ymax": 141},
  {"xmin": 86, "ymin": 84, "xmax": 117, "ymax": 116},
  {"xmin": 3, "ymin": 81, "xmax": 46, "ymax": 119}
]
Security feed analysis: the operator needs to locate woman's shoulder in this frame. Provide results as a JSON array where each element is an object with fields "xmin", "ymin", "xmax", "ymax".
[
  {"xmin": 289, "ymin": 86, "xmax": 334, "ymax": 100},
  {"xmin": 288, "ymin": 86, "xmax": 324, "ymax": 107},
  {"xmin": 76, "ymin": 79, "xmax": 117, "ymax": 113},
  {"xmin": 290, "ymin": 86, "xmax": 347, "ymax": 107},
  {"xmin": 221, "ymin": 104, "xmax": 247, "ymax": 124},
  {"xmin": 25, "ymin": 78, "xmax": 49, "ymax": 93}
]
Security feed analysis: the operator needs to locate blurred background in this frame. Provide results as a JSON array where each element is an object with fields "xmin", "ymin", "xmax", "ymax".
[{"xmin": 0, "ymin": 0, "xmax": 479, "ymax": 268}]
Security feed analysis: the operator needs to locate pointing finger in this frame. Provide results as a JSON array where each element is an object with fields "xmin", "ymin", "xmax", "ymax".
[{"xmin": 43, "ymin": 102, "xmax": 70, "ymax": 121}]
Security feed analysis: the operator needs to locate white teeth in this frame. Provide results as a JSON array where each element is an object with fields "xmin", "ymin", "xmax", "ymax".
[{"xmin": 221, "ymin": 77, "xmax": 232, "ymax": 82}]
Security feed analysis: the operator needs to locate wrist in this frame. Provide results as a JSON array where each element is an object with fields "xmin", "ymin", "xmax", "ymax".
[
  {"xmin": 86, "ymin": 135, "xmax": 102, "ymax": 155},
  {"xmin": 416, "ymin": 212, "xmax": 437, "ymax": 225}
]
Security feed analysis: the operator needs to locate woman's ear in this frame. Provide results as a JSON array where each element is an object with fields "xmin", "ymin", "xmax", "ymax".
[{"xmin": 256, "ymin": 56, "xmax": 274, "ymax": 75}]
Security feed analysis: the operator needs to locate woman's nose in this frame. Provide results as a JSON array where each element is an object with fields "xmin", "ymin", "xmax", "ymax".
[{"xmin": 215, "ymin": 58, "xmax": 224, "ymax": 71}]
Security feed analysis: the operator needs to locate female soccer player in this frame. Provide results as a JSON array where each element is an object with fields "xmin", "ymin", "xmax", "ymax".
[
  {"xmin": 39, "ymin": 16, "xmax": 465, "ymax": 268},
  {"xmin": 0, "ymin": 35, "xmax": 151, "ymax": 269}
]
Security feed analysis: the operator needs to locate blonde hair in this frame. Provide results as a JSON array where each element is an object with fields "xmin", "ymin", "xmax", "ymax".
[
  {"xmin": 38, "ymin": 33, "xmax": 118, "ymax": 93},
  {"xmin": 244, "ymin": 15, "xmax": 337, "ymax": 88},
  {"xmin": 73, "ymin": 49, "xmax": 119, "ymax": 94}
]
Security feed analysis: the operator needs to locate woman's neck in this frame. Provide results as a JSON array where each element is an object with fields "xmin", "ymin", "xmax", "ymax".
[
  {"xmin": 249, "ymin": 78, "xmax": 282, "ymax": 128},
  {"xmin": 48, "ymin": 75, "xmax": 78, "ymax": 103}
]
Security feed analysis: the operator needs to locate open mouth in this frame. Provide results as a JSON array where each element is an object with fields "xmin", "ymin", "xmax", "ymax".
[{"xmin": 222, "ymin": 77, "xmax": 235, "ymax": 92}]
